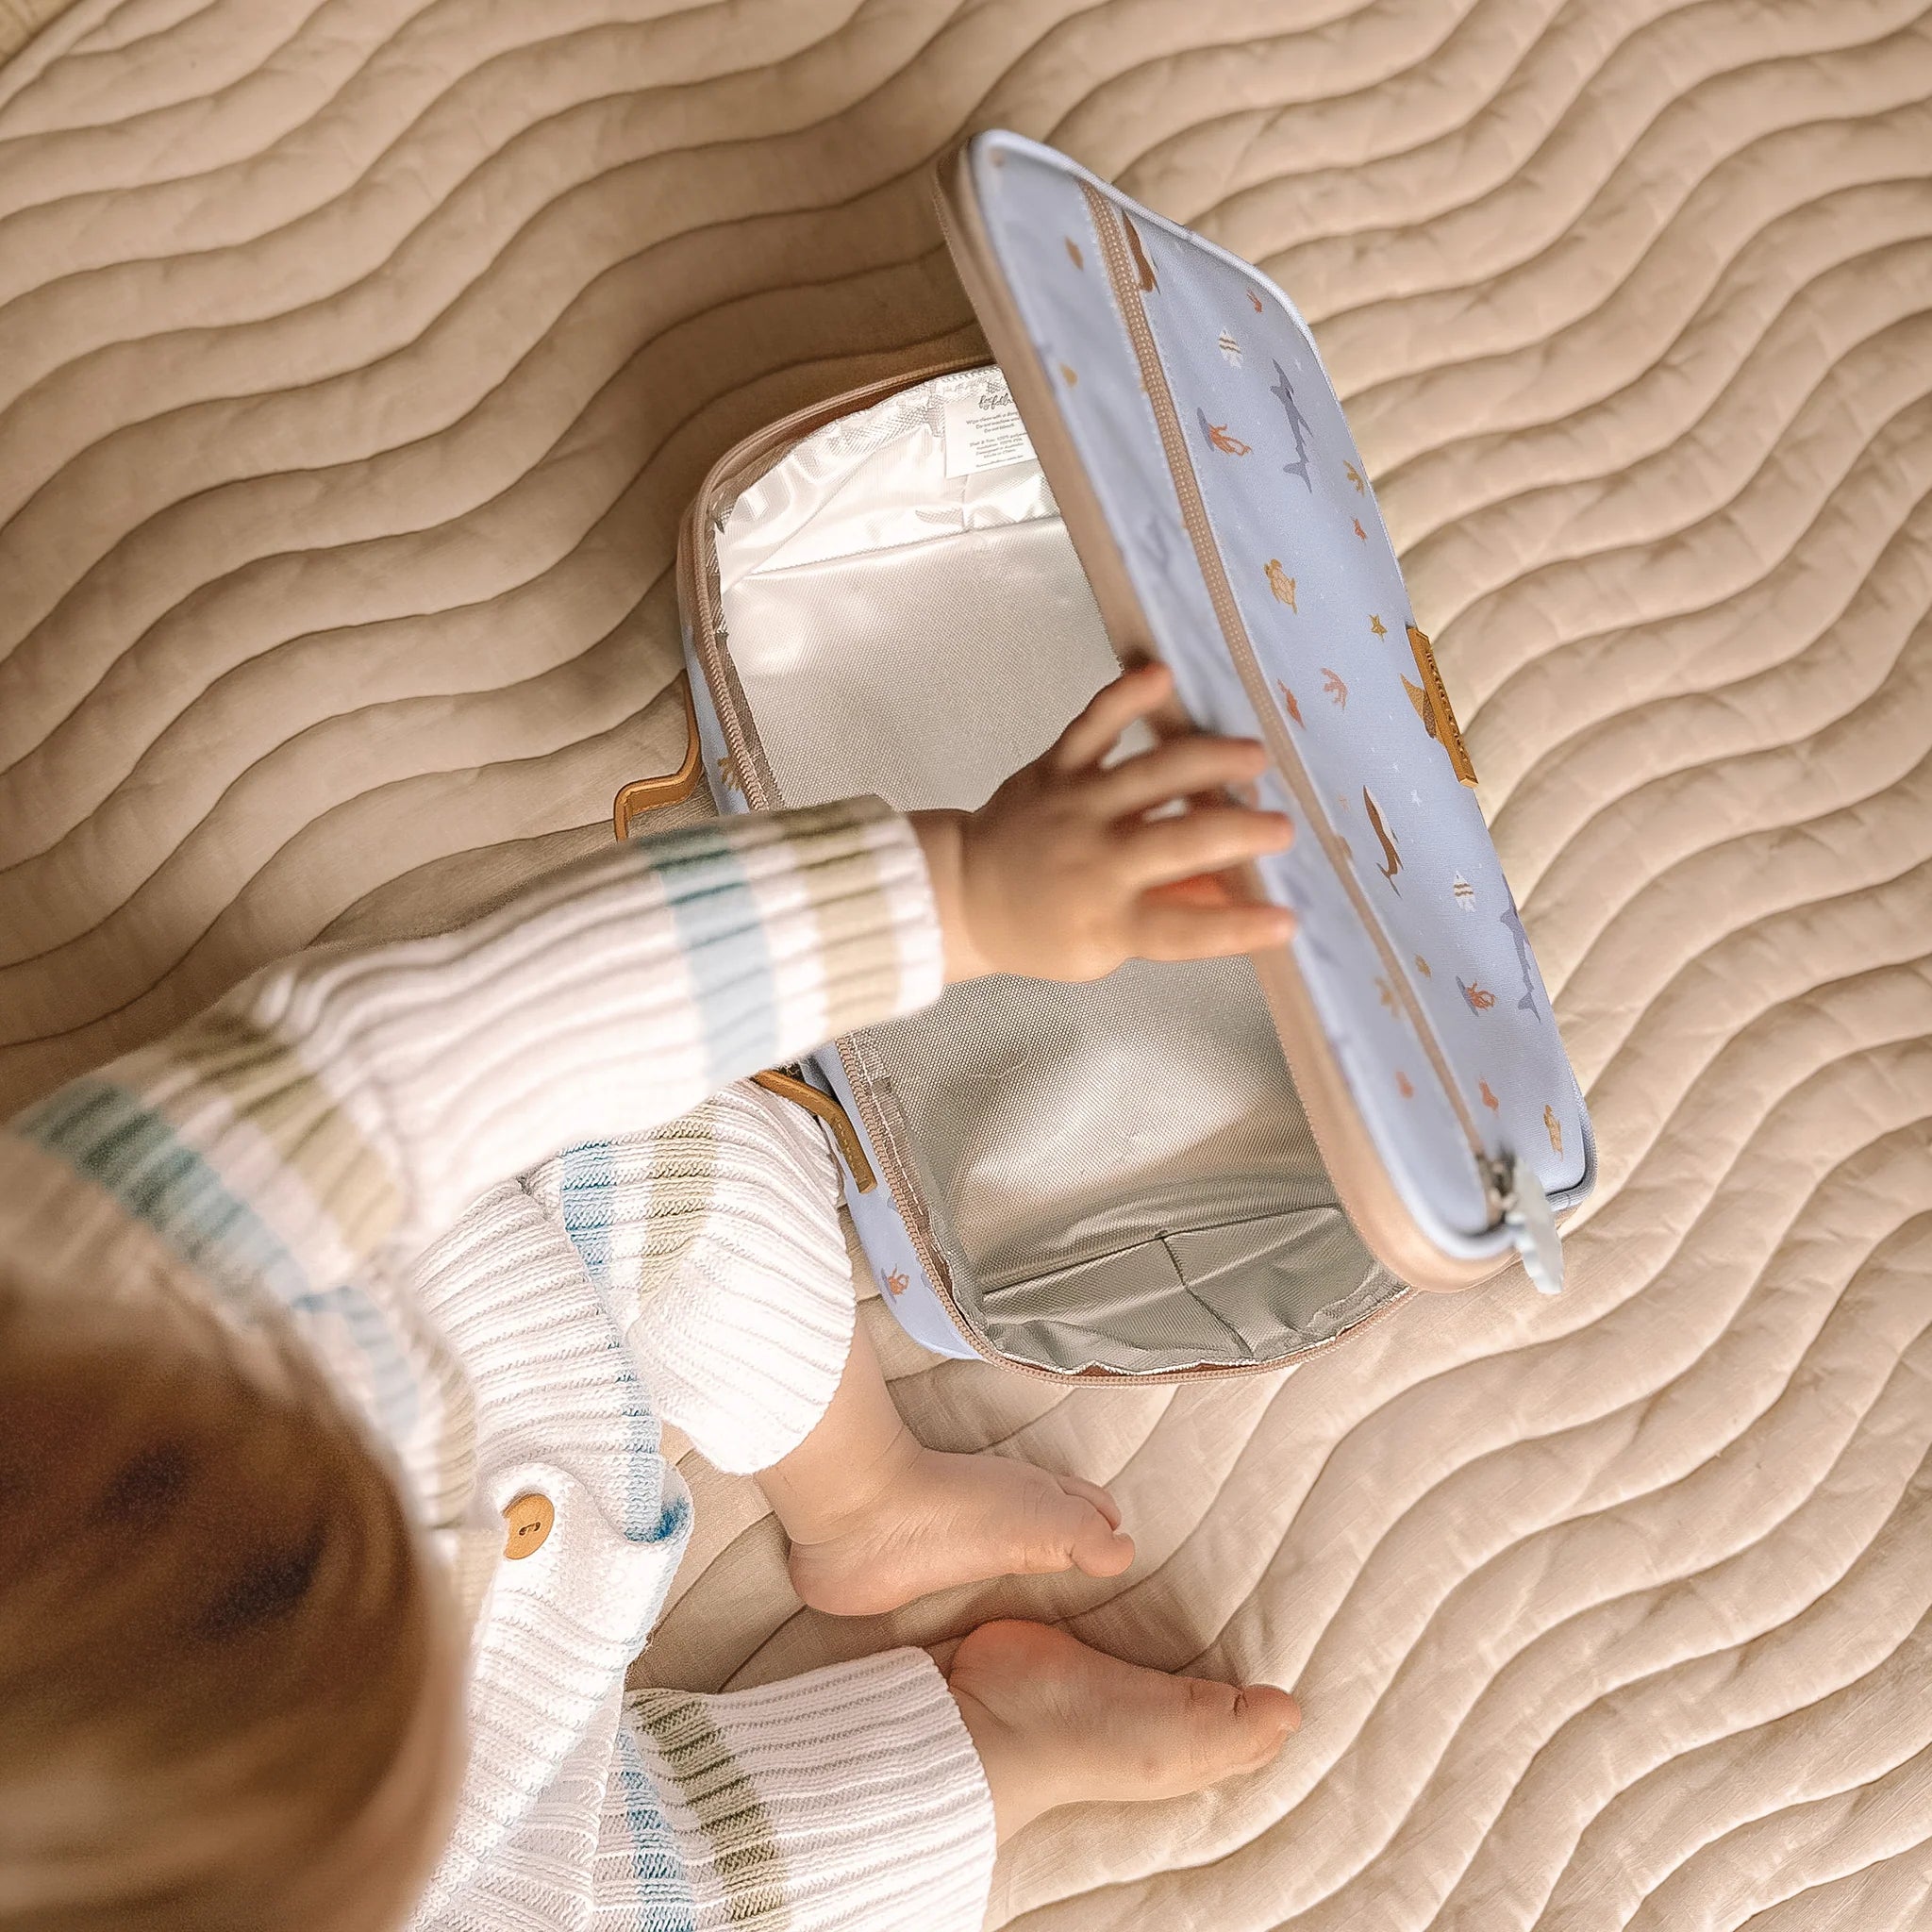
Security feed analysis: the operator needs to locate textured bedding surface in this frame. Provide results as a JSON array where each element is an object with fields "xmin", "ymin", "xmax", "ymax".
[{"xmin": 4, "ymin": 2, "xmax": 1930, "ymax": 1926}]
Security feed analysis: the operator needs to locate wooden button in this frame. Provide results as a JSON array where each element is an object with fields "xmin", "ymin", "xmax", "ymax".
[{"xmin": 502, "ymin": 1492, "xmax": 554, "ymax": 1560}]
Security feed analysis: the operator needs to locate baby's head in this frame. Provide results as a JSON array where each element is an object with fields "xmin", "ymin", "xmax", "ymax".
[{"xmin": 0, "ymin": 1272, "xmax": 459, "ymax": 1930}]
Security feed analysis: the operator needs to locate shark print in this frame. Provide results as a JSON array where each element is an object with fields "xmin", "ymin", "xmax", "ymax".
[
  {"xmin": 1363, "ymin": 787, "xmax": 1401, "ymax": 891},
  {"xmin": 1543, "ymin": 1105, "xmax": 1563, "ymax": 1156},
  {"xmin": 1265, "ymin": 558, "xmax": 1297, "ymax": 608},
  {"xmin": 1480, "ymin": 1078, "xmax": 1501, "ymax": 1111},
  {"xmin": 1198, "ymin": 408, "xmax": 1251, "ymax": 456},
  {"xmin": 1276, "ymin": 680, "xmax": 1303, "ymax": 724},
  {"xmin": 1458, "ymin": 978, "xmax": 1497, "ymax": 1012},
  {"xmin": 1124, "ymin": 213, "xmax": 1158, "ymax": 291},
  {"xmin": 1323, "ymin": 667, "xmax": 1348, "ymax": 708},
  {"xmin": 1499, "ymin": 899, "xmax": 1541, "ymax": 1019},
  {"xmin": 1269, "ymin": 360, "xmax": 1315, "ymax": 492}
]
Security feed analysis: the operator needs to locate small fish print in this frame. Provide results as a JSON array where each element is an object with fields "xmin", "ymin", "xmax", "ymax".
[
  {"xmin": 1363, "ymin": 786, "xmax": 1401, "ymax": 891},
  {"xmin": 1396, "ymin": 1070, "xmax": 1415, "ymax": 1099},
  {"xmin": 1198, "ymin": 408, "xmax": 1251, "ymax": 456},
  {"xmin": 1059, "ymin": 362, "xmax": 1079, "ymax": 387},
  {"xmin": 1265, "ymin": 558, "xmax": 1298, "ymax": 608},
  {"xmin": 1458, "ymin": 978, "xmax": 1497, "ymax": 1012},
  {"xmin": 1452, "ymin": 873, "xmax": 1475, "ymax": 910},
  {"xmin": 1352, "ymin": 517, "xmax": 1368, "ymax": 541},
  {"xmin": 884, "ymin": 1267, "xmax": 909, "ymax": 1298},
  {"xmin": 1370, "ymin": 613, "xmax": 1387, "ymax": 637},
  {"xmin": 1543, "ymin": 1105, "xmax": 1563, "ymax": 1156},
  {"xmin": 1322, "ymin": 667, "xmax": 1349, "ymax": 708},
  {"xmin": 717, "ymin": 752, "xmax": 743, "ymax": 793},
  {"xmin": 1479, "ymin": 1078, "xmax": 1501, "ymax": 1111},
  {"xmin": 1277, "ymin": 679, "xmax": 1303, "ymax": 724},
  {"xmin": 1269, "ymin": 360, "xmax": 1315, "ymax": 492},
  {"xmin": 1375, "ymin": 976, "xmax": 1397, "ymax": 1013},
  {"xmin": 1500, "ymin": 899, "xmax": 1541, "ymax": 1020},
  {"xmin": 1064, "ymin": 237, "xmax": 1084, "ymax": 269},
  {"xmin": 1414, "ymin": 954, "xmax": 1432, "ymax": 977},
  {"xmin": 1124, "ymin": 213, "xmax": 1158, "ymax": 291},
  {"xmin": 1344, "ymin": 460, "xmax": 1365, "ymax": 495},
  {"xmin": 1248, "ymin": 287, "xmax": 1264, "ymax": 312},
  {"xmin": 1217, "ymin": 329, "xmax": 1242, "ymax": 367}
]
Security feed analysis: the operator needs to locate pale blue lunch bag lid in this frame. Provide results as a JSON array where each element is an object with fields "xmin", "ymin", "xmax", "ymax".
[{"xmin": 634, "ymin": 131, "xmax": 1593, "ymax": 1378}]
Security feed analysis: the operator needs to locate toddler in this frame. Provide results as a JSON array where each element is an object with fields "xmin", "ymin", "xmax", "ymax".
[{"xmin": 1, "ymin": 665, "xmax": 1303, "ymax": 1932}]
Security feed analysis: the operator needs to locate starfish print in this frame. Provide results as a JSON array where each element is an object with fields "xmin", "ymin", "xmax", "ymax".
[
  {"xmin": 1344, "ymin": 460, "xmax": 1365, "ymax": 494},
  {"xmin": 1479, "ymin": 1078, "xmax": 1501, "ymax": 1111},
  {"xmin": 1277, "ymin": 680, "xmax": 1303, "ymax": 724},
  {"xmin": 1264, "ymin": 558, "xmax": 1297, "ymax": 608},
  {"xmin": 1352, "ymin": 517, "xmax": 1368, "ymax": 541},
  {"xmin": 1370, "ymin": 614, "xmax": 1387, "ymax": 638},
  {"xmin": 1322, "ymin": 667, "xmax": 1348, "ymax": 708}
]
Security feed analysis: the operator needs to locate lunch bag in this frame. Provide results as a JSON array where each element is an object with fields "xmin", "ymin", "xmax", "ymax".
[{"xmin": 612, "ymin": 130, "xmax": 1595, "ymax": 1381}]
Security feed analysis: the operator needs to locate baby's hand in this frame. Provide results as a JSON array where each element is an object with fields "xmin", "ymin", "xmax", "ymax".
[{"xmin": 912, "ymin": 663, "xmax": 1295, "ymax": 984}]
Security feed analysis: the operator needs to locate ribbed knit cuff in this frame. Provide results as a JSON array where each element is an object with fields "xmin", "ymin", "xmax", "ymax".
[{"xmin": 625, "ymin": 1650, "xmax": 995, "ymax": 1932}]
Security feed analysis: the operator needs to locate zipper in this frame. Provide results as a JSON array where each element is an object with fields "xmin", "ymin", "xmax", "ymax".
[
  {"xmin": 686, "ymin": 357, "xmax": 1432, "ymax": 1380},
  {"xmin": 1078, "ymin": 182, "xmax": 1502, "ymax": 1225}
]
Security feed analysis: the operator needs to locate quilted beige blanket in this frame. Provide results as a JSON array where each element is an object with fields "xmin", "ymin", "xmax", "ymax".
[{"xmin": 4, "ymin": 2, "xmax": 1929, "ymax": 1925}]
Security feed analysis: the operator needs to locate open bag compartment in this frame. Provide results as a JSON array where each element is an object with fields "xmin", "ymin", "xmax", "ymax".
[{"xmin": 709, "ymin": 366, "xmax": 1406, "ymax": 1375}]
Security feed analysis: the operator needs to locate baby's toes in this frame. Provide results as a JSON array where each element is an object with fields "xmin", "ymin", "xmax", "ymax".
[
  {"xmin": 1054, "ymin": 1491, "xmax": 1134, "ymax": 1579},
  {"xmin": 1055, "ymin": 1472, "xmax": 1124, "ymax": 1531}
]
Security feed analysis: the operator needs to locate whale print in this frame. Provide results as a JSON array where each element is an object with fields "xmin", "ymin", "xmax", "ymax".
[
  {"xmin": 1265, "ymin": 559, "xmax": 1297, "ymax": 608},
  {"xmin": 1269, "ymin": 360, "xmax": 1315, "ymax": 492},
  {"xmin": 1500, "ymin": 899, "xmax": 1541, "ymax": 1019},
  {"xmin": 1458, "ymin": 978, "xmax": 1497, "ymax": 1012},
  {"xmin": 1543, "ymin": 1105, "xmax": 1563, "ymax": 1156},
  {"xmin": 1198, "ymin": 408, "xmax": 1251, "ymax": 455},
  {"xmin": 1124, "ymin": 213, "xmax": 1158, "ymax": 291},
  {"xmin": 1363, "ymin": 787, "xmax": 1401, "ymax": 891}
]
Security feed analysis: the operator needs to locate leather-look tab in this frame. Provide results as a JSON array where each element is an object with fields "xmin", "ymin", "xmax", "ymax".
[{"xmin": 1407, "ymin": 625, "xmax": 1478, "ymax": 788}]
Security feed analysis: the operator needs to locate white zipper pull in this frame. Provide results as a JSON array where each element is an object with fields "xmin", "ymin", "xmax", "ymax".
[{"xmin": 1498, "ymin": 1156, "xmax": 1564, "ymax": 1295}]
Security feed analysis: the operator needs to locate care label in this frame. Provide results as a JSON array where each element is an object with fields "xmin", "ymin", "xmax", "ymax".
[{"xmin": 942, "ymin": 374, "xmax": 1035, "ymax": 477}]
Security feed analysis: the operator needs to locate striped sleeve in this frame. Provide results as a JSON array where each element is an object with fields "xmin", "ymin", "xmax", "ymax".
[{"xmin": 8, "ymin": 800, "xmax": 941, "ymax": 1321}]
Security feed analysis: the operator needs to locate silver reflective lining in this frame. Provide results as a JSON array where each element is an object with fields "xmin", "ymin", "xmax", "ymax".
[{"xmin": 717, "ymin": 367, "xmax": 1405, "ymax": 1374}]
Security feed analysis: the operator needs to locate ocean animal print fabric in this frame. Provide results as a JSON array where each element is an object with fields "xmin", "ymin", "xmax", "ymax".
[{"xmin": 967, "ymin": 133, "xmax": 1591, "ymax": 1250}]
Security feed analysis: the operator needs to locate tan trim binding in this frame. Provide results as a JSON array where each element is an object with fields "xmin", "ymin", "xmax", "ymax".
[
  {"xmin": 611, "ymin": 673, "xmax": 702, "ymax": 838},
  {"xmin": 1407, "ymin": 625, "xmax": 1478, "ymax": 788}
]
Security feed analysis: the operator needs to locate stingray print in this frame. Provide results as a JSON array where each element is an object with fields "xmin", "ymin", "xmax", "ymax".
[
  {"xmin": 1268, "ymin": 361, "xmax": 1315, "ymax": 492},
  {"xmin": 1265, "ymin": 559, "xmax": 1297, "ymax": 608},
  {"xmin": 1123, "ymin": 213, "xmax": 1158, "ymax": 291},
  {"xmin": 1458, "ymin": 978, "xmax": 1497, "ymax": 1012},
  {"xmin": 1363, "ymin": 788, "xmax": 1401, "ymax": 891},
  {"xmin": 1499, "ymin": 899, "xmax": 1541, "ymax": 1019},
  {"xmin": 1198, "ymin": 408, "xmax": 1251, "ymax": 456}
]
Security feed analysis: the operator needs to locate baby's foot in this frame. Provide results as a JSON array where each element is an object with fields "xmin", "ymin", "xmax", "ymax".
[
  {"xmin": 786, "ymin": 1444, "xmax": 1134, "ymax": 1617},
  {"xmin": 945, "ymin": 1619, "xmax": 1300, "ymax": 1840}
]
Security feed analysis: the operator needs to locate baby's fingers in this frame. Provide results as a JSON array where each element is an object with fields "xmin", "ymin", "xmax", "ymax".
[
  {"xmin": 1092, "ymin": 733, "xmax": 1270, "ymax": 817},
  {"xmin": 1117, "ymin": 804, "xmax": 1293, "ymax": 888},
  {"xmin": 1129, "ymin": 896, "xmax": 1295, "ymax": 962},
  {"xmin": 1049, "ymin": 662, "xmax": 1174, "ymax": 772}
]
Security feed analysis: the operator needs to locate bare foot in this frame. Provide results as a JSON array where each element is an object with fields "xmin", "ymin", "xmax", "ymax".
[
  {"xmin": 785, "ymin": 1440, "xmax": 1135, "ymax": 1617},
  {"xmin": 946, "ymin": 1620, "xmax": 1301, "ymax": 1840}
]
